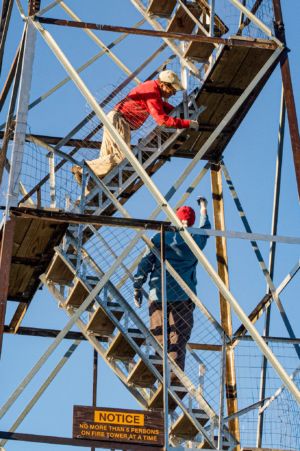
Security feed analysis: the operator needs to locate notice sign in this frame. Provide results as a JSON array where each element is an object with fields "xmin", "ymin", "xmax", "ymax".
[{"xmin": 73, "ymin": 406, "xmax": 164, "ymax": 446}]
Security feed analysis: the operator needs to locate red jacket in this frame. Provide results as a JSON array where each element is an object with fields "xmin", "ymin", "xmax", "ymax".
[{"xmin": 115, "ymin": 79, "xmax": 191, "ymax": 130}]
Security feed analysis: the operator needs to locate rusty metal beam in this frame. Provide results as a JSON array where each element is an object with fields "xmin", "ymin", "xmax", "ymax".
[
  {"xmin": 3, "ymin": 325, "xmax": 87, "ymax": 340},
  {"xmin": 0, "ymin": 0, "xmax": 13, "ymax": 74},
  {"xmin": 28, "ymin": 0, "xmax": 41, "ymax": 16},
  {"xmin": 273, "ymin": 0, "xmax": 300, "ymax": 198},
  {"xmin": 0, "ymin": 130, "xmax": 101, "ymax": 148},
  {"xmin": 0, "ymin": 216, "xmax": 15, "ymax": 357},
  {"xmin": 9, "ymin": 206, "xmax": 175, "ymax": 232},
  {"xmin": 36, "ymin": 17, "xmax": 278, "ymax": 50},
  {"xmin": 210, "ymin": 164, "xmax": 240, "ymax": 449},
  {"xmin": 0, "ymin": 430, "xmax": 163, "ymax": 450},
  {"xmin": 0, "ymin": 44, "xmax": 19, "ymax": 112}
]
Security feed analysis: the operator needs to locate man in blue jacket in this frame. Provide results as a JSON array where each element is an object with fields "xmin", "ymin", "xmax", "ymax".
[{"xmin": 133, "ymin": 198, "xmax": 210, "ymax": 371}]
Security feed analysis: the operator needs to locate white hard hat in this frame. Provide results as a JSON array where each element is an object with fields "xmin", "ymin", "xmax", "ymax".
[{"xmin": 159, "ymin": 70, "xmax": 184, "ymax": 91}]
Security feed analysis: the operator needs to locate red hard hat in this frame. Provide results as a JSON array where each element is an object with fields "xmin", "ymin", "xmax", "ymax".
[{"xmin": 176, "ymin": 206, "xmax": 196, "ymax": 226}]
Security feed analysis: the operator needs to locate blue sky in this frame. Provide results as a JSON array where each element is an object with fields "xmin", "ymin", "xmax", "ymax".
[{"xmin": 0, "ymin": 1, "xmax": 299, "ymax": 450}]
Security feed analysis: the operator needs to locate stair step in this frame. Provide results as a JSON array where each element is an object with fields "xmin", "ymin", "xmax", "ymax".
[
  {"xmin": 46, "ymin": 253, "xmax": 74, "ymax": 285},
  {"xmin": 199, "ymin": 436, "xmax": 230, "ymax": 449},
  {"xmin": 170, "ymin": 409, "xmax": 209, "ymax": 440},
  {"xmin": 167, "ymin": 4, "xmax": 200, "ymax": 34},
  {"xmin": 183, "ymin": 37, "xmax": 215, "ymax": 63},
  {"xmin": 106, "ymin": 329, "xmax": 145, "ymax": 361},
  {"xmin": 127, "ymin": 355, "xmax": 162, "ymax": 388},
  {"xmin": 196, "ymin": 0, "xmax": 228, "ymax": 37},
  {"xmin": 66, "ymin": 279, "xmax": 89, "ymax": 308},
  {"xmin": 86, "ymin": 305, "xmax": 123, "ymax": 337},
  {"xmin": 147, "ymin": 0, "xmax": 176, "ymax": 18},
  {"xmin": 148, "ymin": 382, "xmax": 187, "ymax": 411}
]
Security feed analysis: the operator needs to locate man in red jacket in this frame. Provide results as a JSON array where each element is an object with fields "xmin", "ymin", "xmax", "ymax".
[{"xmin": 72, "ymin": 70, "xmax": 198, "ymax": 183}]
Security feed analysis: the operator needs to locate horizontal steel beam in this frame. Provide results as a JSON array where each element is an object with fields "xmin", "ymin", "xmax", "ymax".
[
  {"xmin": 0, "ymin": 430, "xmax": 163, "ymax": 450},
  {"xmin": 9, "ymin": 206, "xmax": 176, "ymax": 231},
  {"xmin": 0, "ymin": 130, "xmax": 101, "ymax": 148},
  {"xmin": 10, "ymin": 207, "xmax": 299, "ymax": 244},
  {"xmin": 189, "ymin": 226, "xmax": 300, "ymax": 244},
  {"xmin": 236, "ymin": 335, "xmax": 300, "ymax": 344},
  {"xmin": 36, "ymin": 17, "xmax": 278, "ymax": 50},
  {"xmin": 3, "ymin": 325, "xmax": 109, "ymax": 341}
]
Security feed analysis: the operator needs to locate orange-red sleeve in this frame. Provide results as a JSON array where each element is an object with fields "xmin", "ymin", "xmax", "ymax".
[{"xmin": 146, "ymin": 94, "xmax": 190, "ymax": 129}]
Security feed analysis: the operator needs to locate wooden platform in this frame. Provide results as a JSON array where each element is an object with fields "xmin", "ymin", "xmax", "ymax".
[
  {"xmin": 3, "ymin": 211, "xmax": 67, "ymax": 302},
  {"xmin": 175, "ymin": 39, "xmax": 279, "ymax": 160},
  {"xmin": 97, "ymin": 39, "xmax": 279, "ymax": 218}
]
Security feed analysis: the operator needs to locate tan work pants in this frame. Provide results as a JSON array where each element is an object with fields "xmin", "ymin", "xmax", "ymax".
[
  {"xmin": 87, "ymin": 110, "xmax": 131, "ymax": 178},
  {"xmin": 148, "ymin": 299, "xmax": 195, "ymax": 371}
]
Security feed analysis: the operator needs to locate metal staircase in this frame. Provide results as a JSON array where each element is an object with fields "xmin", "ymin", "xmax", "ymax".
[
  {"xmin": 33, "ymin": 3, "xmax": 281, "ymax": 449},
  {"xmin": 41, "ymin": 227, "xmax": 236, "ymax": 449}
]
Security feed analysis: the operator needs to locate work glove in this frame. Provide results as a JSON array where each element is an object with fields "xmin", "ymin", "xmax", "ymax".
[
  {"xmin": 134, "ymin": 289, "xmax": 143, "ymax": 308},
  {"xmin": 197, "ymin": 196, "xmax": 208, "ymax": 207},
  {"xmin": 189, "ymin": 120, "xmax": 199, "ymax": 130}
]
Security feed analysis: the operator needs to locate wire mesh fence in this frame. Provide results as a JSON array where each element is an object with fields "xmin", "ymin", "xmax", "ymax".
[
  {"xmin": 234, "ymin": 339, "xmax": 300, "ymax": 450},
  {"xmin": 56, "ymin": 216, "xmax": 300, "ymax": 449}
]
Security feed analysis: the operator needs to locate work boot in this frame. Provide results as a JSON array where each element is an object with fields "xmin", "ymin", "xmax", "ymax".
[{"xmin": 71, "ymin": 165, "xmax": 82, "ymax": 185}]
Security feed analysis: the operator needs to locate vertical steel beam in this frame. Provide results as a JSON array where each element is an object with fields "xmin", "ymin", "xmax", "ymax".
[
  {"xmin": 0, "ymin": 27, "xmax": 25, "ymax": 185},
  {"xmin": 0, "ymin": 216, "xmax": 15, "ymax": 357},
  {"xmin": 211, "ymin": 164, "xmax": 240, "ymax": 449},
  {"xmin": 161, "ymin": 225, "xmax": 169, "ymax": 451},
  {"xmin": 218, "ymin": 333, "xmax": 226, "ymax": 450},
  {"xmin": 5, "ymin": 20, "xmax": 36, "ymax": 211},
  {"xmin": 272, "ymin": 0, "xmax": 300, "ymax": 198},
  {"xmin": 256, "ymin": 88, "xmax": 286, "ymax": 447},
  {"xmin": 91, "ymin": 349, "xmax": 98, "ymax": 451}
]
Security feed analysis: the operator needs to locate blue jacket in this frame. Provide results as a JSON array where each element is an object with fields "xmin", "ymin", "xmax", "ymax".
[{"xmin": 134, "ymin": 213, "xmax": 211, "ymax": 302}]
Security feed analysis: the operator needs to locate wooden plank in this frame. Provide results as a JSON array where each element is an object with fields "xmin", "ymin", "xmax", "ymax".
[
  {"xmin": 166, "ymin": 4, "xmax": 200, "ymax": 34},
  {"xmin": 147, "ymin": 0, "xmax": 176, "ymax": 18},
  {"xmin": 66, "ymin": 280, "xmax": 89, "ymax": 308},
  {"xmin": 46, "ymin": 253, "xmax": 74, "ymax": 286},
  {"xmin": 127, "ymin": 357, "xmax": 160, "ymax": 388},
  {"xmin": 148, "ymin": 384, "xmax": 186, "ymax": 411},
  {"xmin": 184, "ymin": 39, "xmax": 214, "ymax": 62},
  {"xmin": 170, "ymin": 409, "xmax": 208, "ymax": 440},
  {"xmin": 86, "ymin": 305, "xmax": 123, "ymax": 337},
  {"xmin": 106, "ymin": 330, "xmax": 144, "ymax": 361}
]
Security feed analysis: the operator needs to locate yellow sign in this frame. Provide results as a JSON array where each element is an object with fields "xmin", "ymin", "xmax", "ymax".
[
  {"xmin": 73, "ymin": 406, "xmax": 164, "ymax": 446},
  {"xmin": 94, "ymin": 410, "xmax": 144, "ymax": 426}
]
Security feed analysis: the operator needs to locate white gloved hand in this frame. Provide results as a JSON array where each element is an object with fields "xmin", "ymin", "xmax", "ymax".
[
  {"xmin": 197, "ymin": 196, "xmax": 208, "ymax": 207},
  {"xmin": 189, "ymin": 120, "xmax": 199, "ymax": 130},
  {"xmin": 134, "ymin": 289, "xmax": 143, "ymax": 308}
]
